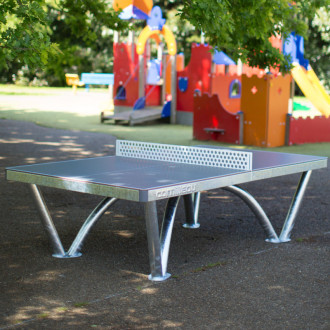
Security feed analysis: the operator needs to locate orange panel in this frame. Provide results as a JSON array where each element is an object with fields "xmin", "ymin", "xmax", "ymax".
[
  {"xmin": 267, "ymin": 75, "xmax": 291, "ymax": 147},
  {"xmin": 241, "ymin": 75, "xmax": 268, "ymax": 146},
  {"xmin": 241, "ymin": 74, "xmax": 291, "ymax": 147}
]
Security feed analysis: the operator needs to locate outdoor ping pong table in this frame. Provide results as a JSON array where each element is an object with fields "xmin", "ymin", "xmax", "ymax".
[{"xmin": 6, "ymin": 140, "xmax": 327, "ymax": 281}]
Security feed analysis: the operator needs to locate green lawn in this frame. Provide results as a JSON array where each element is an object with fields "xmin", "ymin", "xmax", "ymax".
[
  {"xmin": 0, "ymin": 84, "xmax": 329, "ymax": 157},
  {"xmin": 0, "ymin": 84, "xmax": 109, "ymax": 95}
]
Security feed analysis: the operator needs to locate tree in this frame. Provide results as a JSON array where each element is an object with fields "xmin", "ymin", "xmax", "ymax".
[
  {"xmin": 178, "ymin": 0, "xmax": 329, "ymax": 73},
  {"xmin": 0, "ymin": 0, "xmax": 328, "ymax": 82},
  {"xmin": 40, "ymin": 0, "xmax": 128, "ymax": 86},
  {"xmin": 304, "ymin": 6, "xmax": 330, "ymax": 90},
  {"xmin": 0, "ymin": 0, "xmax": 127, "ymax": 73},
  {"xmin": 0, "ymin": 0, "xmax": 57, "ymax": 69}
]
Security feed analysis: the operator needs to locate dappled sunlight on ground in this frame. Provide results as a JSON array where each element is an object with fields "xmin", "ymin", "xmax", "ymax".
[
  {"xmin": 0, "ymin": 90, "xmax": 113, "ymax": 116},
  {"xmin": 0, "ymin": 114, "xmax": 329, "ymax": 328}
]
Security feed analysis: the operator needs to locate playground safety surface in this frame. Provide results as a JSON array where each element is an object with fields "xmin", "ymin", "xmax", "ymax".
[{"xmin": 1, "ymin": 119, "xmax": 329, "ymax": 329}]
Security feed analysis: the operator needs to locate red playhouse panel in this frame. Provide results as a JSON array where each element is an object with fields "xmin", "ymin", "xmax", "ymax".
[
  {"xmin": 211, "ymin": 73, "xmax": 241, "ymax": 114},
  {"xmin": 193, "ymin": 93, "xmax": 242, "ymax": 144},
  {"xmin": 177, "ymin": 43, "xmax": 213, "ymax": 113},
  {"xmin": 145, "ymin": 85, "xmax": 161, "ymax": 106},
  {"xmin": 113, "ymin": 42, "xmax": 139, "ymax": 107},
  {"xmin": 288, "ymin": 115, "xmax": 330, "ymax": 145}
]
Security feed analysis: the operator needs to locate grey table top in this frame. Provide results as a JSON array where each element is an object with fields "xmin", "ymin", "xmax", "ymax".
[{"xmin": 6, "ymin": 149, "xmax": 327, "ymax": 202}]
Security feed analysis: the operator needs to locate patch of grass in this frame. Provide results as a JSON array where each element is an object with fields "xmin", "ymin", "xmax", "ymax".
[
  {"xmin": 192, "ymin": 261, "xmax": 227, "ymax": 273},
  {"xmin": 173, "ymin": 261, "xmax": 228, "ymax": 279},
  {"xmin": 0, "ymin": 91, "xmax": 51, "ymax": 96},
  {"xmin": 295, "ymin": 236, "xmax": 318, "ymax": 243},
  {"xmin": 0, "ymin": 84, "xmax": 67, "ymax": 94},
  {"xmin": 74, "ymin": 302, "xmax": 89, "ymax": 308},
  {"xmin": 0, "ymin": 84, "xmax": 108, "ymax": 94},
  {"xmin": 1, "ymin": 85, "xmax": 329, "ymax": 157},
  {"xmin": 37, "ymin": 313, "xmax": 49, "ymax": 319}
]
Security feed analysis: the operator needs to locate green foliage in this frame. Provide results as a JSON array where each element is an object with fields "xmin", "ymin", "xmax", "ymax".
[
  {"xmin": 0, "ymin": 0, "xmax": 128, "ymax": 85},
  {"xmin": 0, "ymin": 0, "xmax": 328, "ymax": 85},
  {"xmin": 57, "ymin": 0, "xmax": 127, "ymax": 45},
  {"xmin": 162, "ymin": 4, "xmax": 199, "ymax": 64},
  {"xmin": 0, "ymin": 0, "xmax": 58, "ymax": 69},
  {"xmin": 178, "ymin": 0, "xmax": 328, "ymax": 73},
  {"xmin": 304, "ymin": 6, "xmax": 330, "ymax": 91},
  {"xmin": 42, "ymin": 0, "xmax": 129, "ymax": 86}
]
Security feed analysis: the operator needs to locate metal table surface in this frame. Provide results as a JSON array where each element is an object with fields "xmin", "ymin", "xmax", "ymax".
[
  {"xmin": 5, "ymin": 144, "xmax": 328, "ymax": 281},
  {"xmin": 6, "ymin": 150, "xmax": 326, "ymax": 202}
]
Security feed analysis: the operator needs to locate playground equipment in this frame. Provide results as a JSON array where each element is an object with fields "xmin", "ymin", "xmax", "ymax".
[
  {"xmin": 101, "ymin": 2, "xmax": 177, "ymax": 125},
  {"xmin": 193, "ymin": 93, "xmax": 243, "ymax": 145},
  {"xmin": 193, "ymin": 33, "xmax": 329, "ymax": 146},
  {"xmin": 291, "ymin": 64, "xmax": 330, "ymax": 117},
  {"xmin": 281, "ymin": 32, "xmax": 330, "ymax": 145},
  {"xmin": 283, "ymin": 32, "xmax": 330, "ymax": 117},
  {"xmin": 193, "ymin": 64, "xmax": 291, "ymax": 147},
  {"xmin": 101, "ymin": 0, "xmax": 329, "ymax": 146},
  {"xmin": 241, "ymin": 74, "xmax": 291, "ymax": 147},
  {"xmin": 113, "ymin": 0, "xmax": 153, "ymax": 20}
]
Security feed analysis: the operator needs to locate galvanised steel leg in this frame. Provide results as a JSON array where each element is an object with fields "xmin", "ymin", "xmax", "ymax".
[
  {"xmin": 66, "ymin": 197, "xmax": 118, "ymax": 257},
  {"xmin": 159, "ymin": 196, "xmax": 180, "ymax": 277},
  {"xmin": 182, "ymin": 192, "xmax": 201, "ymax": 229},
  {"xmin": 145, "ymin": 201, "xmax": 164, "ymax": 281},
  {"xmin": 222, "ymin": 186, "xmax": 279, "ymax": 242},
  {"xmin": 279, "ymin": 171, "xmax": 312, "ymax": 242},
  {"xmin": 144, "ymin": 196, "xmax": 180, "ymax": 281},
  {"xmin": 28, "ymin": 184, "xmax": 66, "ymax": 257}
]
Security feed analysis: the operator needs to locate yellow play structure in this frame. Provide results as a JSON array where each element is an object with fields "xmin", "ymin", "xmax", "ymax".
[{"xmin": 291, "ymin": 64, "xmax": 330, "ymax": 117}]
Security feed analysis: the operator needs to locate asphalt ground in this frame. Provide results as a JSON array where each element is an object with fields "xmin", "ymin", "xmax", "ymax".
[{"xmin": 0, "ymin": 119, "xmax": 329, "ymax": 329}]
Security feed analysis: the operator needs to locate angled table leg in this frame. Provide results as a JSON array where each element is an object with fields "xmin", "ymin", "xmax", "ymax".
[
  {"xmin": 182, "ymin": 193, "xmax": 201, "ymax": 229},
  {"xmin": 29, "ymin": 184, "xmax": 118, "ymax": 258},
  {"xmin": 279, "ymin": 170, "xmax": 312, "ymax": 242},
  {"xmin": 144, "ymin": 196, "xmax": 180, "ymax": 281},
  {"xmin": 222, "ymin": 170, "xmax": 312, "ymax": 243},
  {"xmin": 222, "ymin": 185, "xmax": 279, "ymax": 242},
  {"xmin": 67, "ymin": 197, "xmax": 118, "ymax": 257},
  {"xmin": 29, "ymin": 184, "xmax": 66, "ymax": 257}
]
